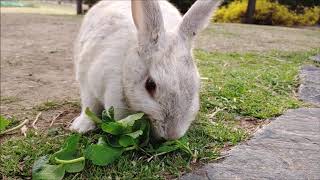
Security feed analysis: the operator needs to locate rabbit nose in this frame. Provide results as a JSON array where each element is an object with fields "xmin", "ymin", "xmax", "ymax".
[{"xmin": 165, "ymin": 127, "xmax": 183, "ymax": 140}]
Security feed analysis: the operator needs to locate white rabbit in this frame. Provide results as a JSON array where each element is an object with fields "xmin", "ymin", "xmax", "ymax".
[{"xmin": 70, "ymin": 0, "xmax": 221, "ymax": 140}]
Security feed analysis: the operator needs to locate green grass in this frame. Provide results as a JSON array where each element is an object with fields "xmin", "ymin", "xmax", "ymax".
[
  {"xmin": 0, "ymin": 1, "xmax": 75, "ymax": 15},
  {"xmin": 197, "ymin": 50, "xmax": 319, "ymax": 118},
  {"xmin": 0, "ymin": 49, "xmax": 318, "ymax": 179},
  {"xmin": 33, "ymin": 100, "xmax": 80, "ymax": 111},
  {"xmin": 0, "ymin": 96, "xmax": 21, "ymax": 104}
]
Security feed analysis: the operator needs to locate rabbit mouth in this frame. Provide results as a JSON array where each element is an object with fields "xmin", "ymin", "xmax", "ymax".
[{"xmin": 146, "ymin": 116, "xmax": 166, "ymax": 140}]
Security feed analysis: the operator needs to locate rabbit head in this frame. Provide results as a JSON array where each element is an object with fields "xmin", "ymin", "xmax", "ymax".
[{"xmin": 123, "ymin": 0, "xmax": 221, "ymax": 140}]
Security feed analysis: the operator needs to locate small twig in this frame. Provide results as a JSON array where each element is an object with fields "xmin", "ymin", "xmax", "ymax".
[
  {"xmin": 70, "ymin": 173, "xmax": 79, "ymax": 180},
  {"xmin": 214, "ymin": 154, "xmax": 230, "ymax": 161},
  {"xmin": 147, "ymin": 151, "xmax": 169, "ymax": 162},
  {"xmin": 209, "ymin": 107, "xmax": 225, "ymax": 119},
  {"xmin": 21, "ymin": 125, "xmax": 28, "ymax": 137},
  {"xmin": 0, "ymin": 119, "xmax": 29, "ymax": 135},
  {"xmin": 138, "ymin": 147, "xmax": 152, "ymax": 157},
  {"xmin": 32, "ymin": 112, "xmax": 42, "ymax": 130},
  {"xmin": 50, "ymin": 111, "xmax": 64, "ymax": 127},
  {"xmin": 200, "ymin": 77, "xmax": 209, "ymax": 80},
  {"xmin": 192, "ymin": 150, "xmax": 198, "ymax": 163}
]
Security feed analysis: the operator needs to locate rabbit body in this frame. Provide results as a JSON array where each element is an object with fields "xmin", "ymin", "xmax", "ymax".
[{"xmin": 71, "ymin": 0, "xmax": 221, "ymax": 140}]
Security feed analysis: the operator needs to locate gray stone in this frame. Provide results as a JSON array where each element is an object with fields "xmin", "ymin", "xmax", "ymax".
[
  {"xmin": 310, "ymin": 55, "xmax": 320, "ymax": 63},
  {"xmin": 182, "ymin": 108, "xmax": 320, "ymax": 180},
  {"xmin": 298, "ymin": 66, "xmax": 320, "ymax": 106}
]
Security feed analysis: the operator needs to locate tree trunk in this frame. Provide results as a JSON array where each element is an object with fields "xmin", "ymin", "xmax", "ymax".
[
  {"xmin": 76, "ymin": 0, "xmax": 83, "ymax": 15},
  {"xmin": 245, "ymin": 0, "xmax": 256, "ymax": 24}
]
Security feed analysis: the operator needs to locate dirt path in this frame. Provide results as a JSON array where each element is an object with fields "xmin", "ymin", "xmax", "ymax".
[
  {"xmin": 196, "ymin": 23, "xmax": 320, "ymax": 52},
  {"xmin": 1, "ymin": 14, "xmax": 81, "ymax": 113}
]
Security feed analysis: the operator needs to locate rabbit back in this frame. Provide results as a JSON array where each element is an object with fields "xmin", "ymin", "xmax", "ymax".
[{"xmin": 74, "ymin": 1, "xmax": 182, "ymax": 109}]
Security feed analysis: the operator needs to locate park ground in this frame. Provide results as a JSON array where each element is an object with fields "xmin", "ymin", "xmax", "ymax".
[{"xmin": 1, "ymin": 3, "xmax": 320, "ymax": 179}]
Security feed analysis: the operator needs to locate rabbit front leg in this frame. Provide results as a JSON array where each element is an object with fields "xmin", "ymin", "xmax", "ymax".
[{"xmin": 70, "ymin": 85, "xmax": 103, "ymax": 133}]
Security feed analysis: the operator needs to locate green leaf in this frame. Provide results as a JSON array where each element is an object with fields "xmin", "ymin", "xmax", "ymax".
[
  {"xmin": 101, "ymin": 122, "xmax": 127, "ymax": 135},
  {"xmin": 175, "ymin": 137, "xmax": 192, "ymax": 155},
  {"xmin": 152, "ymin": 138, "xmax": 192, "ymax": 156},
  {"xmin": 58, "ymin": 158, "xmax": 84, "ymax": 173},
  {"xmin": 106, "ymin": 136, "xmax": 122, "ymax": 148},
  {"xmin": 32, "ymin": 155, "xmax": 50, "ymax": 175},
  {"xmin": 126, "ymin": 130, "xmax": 143, "ymax": 139},
  {"xmin": 0, "ymin": 115, "xmax": 10, "ymax": 132},
  {"xmin": 155, "ymin": 143, "xmax": 180, "ymax": 154},
  {"xmin": 118, "ymin": 135, "xmax": 137, "ymax": 147},
  {"xmin": 118, "ymin": 113, "xmax": 144, "ymax": 127},
  {"xmin": 56, "ymin": 158, "xmax": 85, "ymax": 173},
  {"xmin": 84, "ymin": 140, "xmax": 124, "ymax": 166},
  {"xmin": 33, "ymin": 164, "xmax": 65, "ymax": 180},
  {"xmin": 85, "ymin": 108, "xmax": 102, "ymax": 124},
  {"xmin": 137, "ymin": 119, "xmax": 150, "ymax": 147},
  {"xmin": 52, "ymin": 134, "xmax": 80, "ymax": 160},
  {"xmin": 117, "ymin": 130, "xmax": 143, "ymax": 147},
  {"xmin": 62, "ymin": 134, "xmax": 80, "ymax": 151},
  {"xmin": 102, "ymin": 106, "xmax": 115, "ymax": 122},
  {"xmin": 32, "ymin": 156, "xmax": 65, "ymax": 180},
  {"xmin": 51, "ymin": 134, "xmax": 84, "ymax": 173}
]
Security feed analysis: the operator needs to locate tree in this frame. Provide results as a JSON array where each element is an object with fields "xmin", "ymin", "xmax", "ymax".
[
  {"xmin": 76, "ymin": 0, "xmax": 83, "ymax": 15},
  {"xmin": 245, "ymin": 0, "xmax": 256, "ymax": 24}
]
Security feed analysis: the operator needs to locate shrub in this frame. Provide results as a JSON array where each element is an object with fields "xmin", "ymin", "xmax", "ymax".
[
  {"xmin": 222, "ymin": 0, "xmax": 320, "ymax": 9},
  {"xmin": 278, "ymin": 0, "xmax": 320, "ymax": 10},
  {"xmin": 213, "ymin": 0, "xmax": 320, "ymax": 26}
]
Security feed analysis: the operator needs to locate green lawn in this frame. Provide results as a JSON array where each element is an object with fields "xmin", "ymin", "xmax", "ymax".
[
  {"xmin": 0, "ymin": 1, "xmax": 75, "ymax": 15},
  {"xmin": 1, "ymin": 49, "xmax": 319, "ymax": 179}
]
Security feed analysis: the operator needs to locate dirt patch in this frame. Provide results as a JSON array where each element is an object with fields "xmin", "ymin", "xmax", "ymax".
[
  {"xmin": 1, "ymin": 13, "xmax": 82, "ymax": 116},
  {"xmin": 0, "ymin": 101, "xmax": 80, "ymax": 143},
  {"xmin": 236, "ymin": 117, "xmax": 271, "ymax": 136},
  {"xmin": 32, "ymin": 101, "xmax": 81, "ymax": 131},
  {"xmin": 196, "ymin": 23, "xmax": 320, "ymax": 52}
]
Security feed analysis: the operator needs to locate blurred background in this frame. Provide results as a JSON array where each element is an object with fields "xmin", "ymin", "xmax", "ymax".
[{"xmin": 1, "ymin": 0, "xmax": 319, "ymax": 26}]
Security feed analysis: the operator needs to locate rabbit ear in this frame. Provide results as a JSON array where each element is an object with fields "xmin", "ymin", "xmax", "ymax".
[
  {"xmin": 178, "ymin": 0, "xmax": 221, "ymax": 43},
  {"xmin": 132, "ymin": 0, "xmax": 164, "ymax": 49}
]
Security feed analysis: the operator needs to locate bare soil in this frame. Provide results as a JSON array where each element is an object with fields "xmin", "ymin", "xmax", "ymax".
[
  {"xmin": 196, "ymin": 23, "xmax": 320, "ymax": 52},
  {"xmin": 1, "ymin": 13, "xmax": 82, "ymax": 137},
  {"xmin": 1, "ymin": 14, "xmax": 80, "ymax": 107}
]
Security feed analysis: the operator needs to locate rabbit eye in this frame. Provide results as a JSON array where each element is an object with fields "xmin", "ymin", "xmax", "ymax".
[{"xmin": 145, "ymin": 77, "xmax": 156, "ymax": 97}]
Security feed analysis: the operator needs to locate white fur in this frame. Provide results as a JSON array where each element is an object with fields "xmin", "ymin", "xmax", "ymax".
[{"xmin": 70, "ymin": 0, "xmax": 221, "ymax": 139}]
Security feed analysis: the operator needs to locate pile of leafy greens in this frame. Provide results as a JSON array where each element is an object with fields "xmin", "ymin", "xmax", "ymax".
[{"xmin": 32, "ymin": 107, "xmax": 192, "ymax": 180}]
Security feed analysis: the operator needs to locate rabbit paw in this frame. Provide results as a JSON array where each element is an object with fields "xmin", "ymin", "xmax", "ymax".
[{"xmin": 70, "ymin": 115, "xmax": 95, "ymax": 133}]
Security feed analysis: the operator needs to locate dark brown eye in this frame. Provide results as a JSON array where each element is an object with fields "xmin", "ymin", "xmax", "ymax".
[{"xmin": 145, "ymin": 77, "xmax": 156, "ymax": 97}]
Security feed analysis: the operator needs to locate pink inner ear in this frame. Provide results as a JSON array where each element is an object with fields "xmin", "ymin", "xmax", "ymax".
[{"xmin": 131, "ymin": 1, "xmax": 144, "ymax": 31}]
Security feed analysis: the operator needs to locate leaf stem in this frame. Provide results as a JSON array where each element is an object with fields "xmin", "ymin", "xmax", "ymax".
[
  {"xmin": 124, "ymin": 146, "xmax": 137, "ymax": 151},
  {"xmin": 55, "ymin": 157, "xmax": 85, "ymax": 164},
  {"xmin": 176, "ymin": 141, "xmax": 193, "ymax": 155},
  {"xmin": 85, "ymin": 108, "xmax": 102, "ymax": 124}
]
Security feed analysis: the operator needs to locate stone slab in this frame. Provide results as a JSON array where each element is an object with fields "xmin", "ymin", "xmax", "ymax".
[
  {"xmin": 182, "ymin": 108, "xmax": 320, "ymax": 180},
  {"xmin": 310, "ymin": 55, "xmax": 320, "ymax": 64},
  {"xmin": 299, "ymin": 66, "xmax": 320, "ymax": 106}
]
